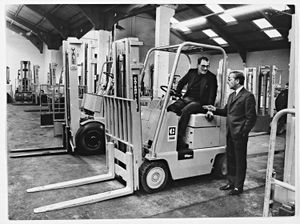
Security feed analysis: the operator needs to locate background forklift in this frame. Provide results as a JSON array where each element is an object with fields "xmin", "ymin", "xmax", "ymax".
[
  {"xmin": 68, "ymin": 37, "xmax": 143, "ymax": 155},
  {"xmin": 9, "ymin": 37, "xmax": 143, "ymax": 157},
  {"xmin": 27, "ymin": 41, "xmax": 228, "ymax": 212}
]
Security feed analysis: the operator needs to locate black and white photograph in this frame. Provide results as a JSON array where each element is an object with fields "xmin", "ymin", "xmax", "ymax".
[{"xmin": 1, "ymin": 0, "xmax": 299, "ymax": 223}]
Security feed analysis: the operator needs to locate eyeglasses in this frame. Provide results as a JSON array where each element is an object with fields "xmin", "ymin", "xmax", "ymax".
[{"xmin": 200, "ymin": 65, "xmax": 210, "ymax": 68}]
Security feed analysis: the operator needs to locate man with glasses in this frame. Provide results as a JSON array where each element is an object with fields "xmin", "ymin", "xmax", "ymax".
[
  {"xmin": 203, "ymin": 71, "xmax": 257, "ymax": 195},
  {"xmin": 167, "ymin": 56, "xmax": 218, "ymax": 151}
]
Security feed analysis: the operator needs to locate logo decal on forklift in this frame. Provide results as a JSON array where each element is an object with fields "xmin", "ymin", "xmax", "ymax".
[
  {"xmin": 70, "ymin": 48, "xmax": 77, "ymax": 71},
  {"xmin": 168, "ymin": 126, "xmax": 177, "ymax": 142},
  {"xmin": 132, "ymin": 74, "xmax": 139, "ymax": 112}
]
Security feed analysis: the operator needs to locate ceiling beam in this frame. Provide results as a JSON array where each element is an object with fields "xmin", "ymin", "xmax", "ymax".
[
  {"xmin": 6, "ymin": 21, "xmax": 43, "ymax": 53},
  {"xmin": 78, "ymin": 4, "xmax": 156, "ymax": 31},
  {"xmin": 25, "ymin": 5, "xmax": 69, "ymax": 39},
  {"xmin": 6, "ymin": 12, "xmax": 62, "ymax": 50},
  {"xmin": 78, "ymin": 5, "xmax": 115, "ymax": 30},
  {"xmin": 116, "ymin": 4, "xmax": 155, "ymax": 17},
  {"xmin": 187, "ymin": 5, "xmax": 248, "ymax": 63},
  {"xmin": 15, "ymin": 5, "xmax": 24, "ymax": 16},
  {"xmin": 71, "ymin": 21, "xmax": 94, "ymax": 39},
  {"xmin": 145, "ymin": 11, "xmax": 188, "ymax": 42}
]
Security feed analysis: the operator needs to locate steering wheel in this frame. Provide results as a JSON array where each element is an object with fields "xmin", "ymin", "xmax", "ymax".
[{"xmin": 160, "ymin": 85, "xmax": 182, "ymax": 98}]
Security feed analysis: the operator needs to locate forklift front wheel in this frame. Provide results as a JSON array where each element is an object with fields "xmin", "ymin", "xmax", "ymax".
[
  {"xmin": 139, "ymin": 161, "xmax": 169, "ymax": 193},
  {"xmin": 75, "ymin": 122, "xmax": 105, "ymax": 155},
  {"xmin": 213, "ymin": 154, "xmax": 227, "ymax": 178}
]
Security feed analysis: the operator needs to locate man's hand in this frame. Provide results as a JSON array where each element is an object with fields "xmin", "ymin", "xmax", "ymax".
[
  {"xmin": 203, "ymin": 105, "xmax": 216, "ymax": 111},
  {"xmin": 205, "ymin": 111, "xmax": 214, "ymax": 121}
]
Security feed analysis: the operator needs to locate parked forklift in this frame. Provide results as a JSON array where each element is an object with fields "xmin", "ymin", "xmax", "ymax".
[
  {"xmin": 68, "ymin": 37, "xmax": 143, "ymax": 155},
  {"xmin": 14, "ymin": 61, "xmax": 40, "ymax": 105},
  {"xmin": 9, "ymin": 37, "xmax": 143, "ymax": 158},
  {"xmin": 27, "ymin": 41, "xmax": 228, "ymax": 213}
]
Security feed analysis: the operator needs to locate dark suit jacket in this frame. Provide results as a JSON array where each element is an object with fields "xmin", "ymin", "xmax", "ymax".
[
  {"xmin": 176, "ymin": 69, "xmax": 217, "ymax": 105},
  {"xmin": 215, "ymin": 88, "xmax": 257, "ymax": 139}
]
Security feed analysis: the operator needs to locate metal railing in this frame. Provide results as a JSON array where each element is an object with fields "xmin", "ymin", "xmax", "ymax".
[{"xmin": 263, "ymin": 108, "xmax": 296, "ymax": 216}]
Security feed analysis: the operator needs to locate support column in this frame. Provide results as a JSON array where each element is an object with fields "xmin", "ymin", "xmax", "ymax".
[
  {"xmin": 153, "ymin": 5, "xmax": 175, "ymax": 97},
  {"xmin": 284, "ymin": 14, "xmax": 295, "ymax": 187}
]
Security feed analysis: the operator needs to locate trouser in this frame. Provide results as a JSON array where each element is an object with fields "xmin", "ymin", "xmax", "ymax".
[
  {"xmin": 167, "ymin": 98, "xmax": 205, "ymax": 145},
  {"xmin": 226, "ymin": 133, "xmax": 249, "ymax": 189}
]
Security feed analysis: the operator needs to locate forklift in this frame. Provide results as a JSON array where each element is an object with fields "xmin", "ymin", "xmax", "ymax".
[
  {"xmin": 14, "ymin": 61, "xmax": 39, "ymax": 105},
  {"xmin": 27, "ymin": 41, "xmax": 228, "ymax": 213},
  {"xmin": 70, "ymin": 37, "xmax": 143, "ymax": 155},
  {"xmin": 10, "ymin": 37, "xmax": 143, "ymax": 157}
]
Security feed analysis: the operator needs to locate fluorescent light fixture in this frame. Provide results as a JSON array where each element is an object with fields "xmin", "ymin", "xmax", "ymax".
[
  {"xmin": 271, "ymin": 5, "xmax": 290, "ymax": 11},
  {"xmin": 206, "ymin": 4, "xmax": 224, "ymax": 13},
  {"xmin": 263, "ymin": 29, "xmax": 282, "ymax": 38},
  {"xmin": 218, "ymin": 14, "xmax": 237, "ymax": 23},
  {"xmin": 170, "ymin": 17, "xmax": 191, "ymax": 33},
  {"xmin": 253, "ymin": 18, "xmax": 273, "ymax": 29},
  {"xmin": 212, "ymin": 37, "xmax": 228, "ymax": 45},
  {"xmin": 180, "ymin": 17, "xmax": 207, "ymax": 27},
  {"xmin": 170, "ymin": 17, "xmax": 179, "ymax": 24},
  {"xmin": 226, "ymin": 5, "xmax": 269, "ymax": 17},
  {"xmin": 171, "ymin": 23, "xmax": 191, "ymax": 33},
  {"xmin": 202, "ymin": 29, "xmax": 218, "ymax": 38},
  {"xmin": 170, "ymin": 16, "xmax": 207, "ymax": 32}
]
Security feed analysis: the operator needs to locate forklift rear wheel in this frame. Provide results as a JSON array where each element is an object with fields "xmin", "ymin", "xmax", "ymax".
[
  {"xmin": 139, "ymin": 161, "xmax": 169, "ymax": 193},
  {"xmin": 213, "ymin": 154, "xmax": 227, "ymax": 178},
  {"xmin": 75, "ymin": 122, "xmax": 105, "ymax": 155}
]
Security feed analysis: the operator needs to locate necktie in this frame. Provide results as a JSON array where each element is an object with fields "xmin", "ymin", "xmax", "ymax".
[{"xmin": 232, "ymin": 91, "xmax": 237, "ymax": 100}]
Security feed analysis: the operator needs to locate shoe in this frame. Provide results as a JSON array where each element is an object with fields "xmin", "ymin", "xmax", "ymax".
[
  {"xmin": 228, "ymin": 187, "xmax": 243, "ymax": 195},
  {"xmin": 176, "ymin": 111, "xmax": 182, "ymax": 116},
  {"xmin": 219, "ymin": 184, "xmax": 234, "ymax": 190}
]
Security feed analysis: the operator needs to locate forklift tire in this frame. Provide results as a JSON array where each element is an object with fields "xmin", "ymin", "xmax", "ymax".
[
  {"xmin": 75, "ymin": 122, "xmax": 105, "ymax": 155},
  {"xmin": 212, "ymin": 154, "xmax": 227, "ymax": 178},
  {"xmin": 139, "ymin": 160, "xmax": 169, "ymax": 193}
]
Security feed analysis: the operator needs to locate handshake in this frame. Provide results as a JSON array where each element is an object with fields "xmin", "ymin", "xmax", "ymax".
[{"xmin": 202, "ymin": 105, "xmax": 216, "ymax": 121}]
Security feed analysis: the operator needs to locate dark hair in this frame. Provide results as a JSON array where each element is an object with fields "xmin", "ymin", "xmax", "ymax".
[
  {"xmin": 197, "ymin": 56, "xmax": 209, "ymax": 64},
  {"xmin": 231, "ymin": 71, "xmax": 245, "ymax": 85}
]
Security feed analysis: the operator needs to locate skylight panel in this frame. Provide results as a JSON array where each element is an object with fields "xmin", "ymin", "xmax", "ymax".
[
  {"xmin": 206, "ymin": 4, "xmax": 224, "ymax": 13},
  {"xmin": 212, "ymin": 37, "xmax": 228, "ymax": 45},
  {"xmin": 218, "ymin": 14, "xmax": 236, "ymax": 23},
  {"xmin": 202, "ymin": 29, "xmax": 218, "ymax": 38},
  {"xmin": 252, "ymin": 18, "xmax": 273, "ymax": 29},
  {"xmin": 263, "ymin": 29, "xmax": 282, "ymax": 38}
]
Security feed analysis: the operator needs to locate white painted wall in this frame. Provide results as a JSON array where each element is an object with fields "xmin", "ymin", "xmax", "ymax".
[
  {"xmin": 6, "ymin": 29, "xmax": 46, "ymax": 93},
  {"xmin": 6, "ymin": 29, "xmax": 103, "ymax": 93}
]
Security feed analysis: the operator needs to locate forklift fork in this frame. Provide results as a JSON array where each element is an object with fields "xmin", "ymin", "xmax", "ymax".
[
  {"xmin": 28, "ymin": 142, "xmax": 134, "ymax": 213},
  {"xmin": 27, "ymin": 95, "xmax": 141, "ymax": 213}
]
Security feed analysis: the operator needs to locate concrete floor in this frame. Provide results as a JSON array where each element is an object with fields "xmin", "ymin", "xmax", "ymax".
[{"xmin": 5, "ymin": 104, "xmax": 291, "ymax": 221}]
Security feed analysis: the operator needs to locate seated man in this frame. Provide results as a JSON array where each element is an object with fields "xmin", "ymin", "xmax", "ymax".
[{"xmin": 167, "ymin": 56, "xmax": 218, "ymax": 150}]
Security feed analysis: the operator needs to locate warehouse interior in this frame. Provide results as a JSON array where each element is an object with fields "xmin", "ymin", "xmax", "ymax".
[{"xmin": 3, "ymin": 2, "xmax": 299, "ymax": 223}]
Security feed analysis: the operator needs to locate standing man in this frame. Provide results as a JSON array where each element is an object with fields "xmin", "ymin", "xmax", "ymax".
[
  {"xmin": 167, "ymin": 56, "xmax": 218, "ymax": 150},
  {"xmin": 203, "ymin": 71, "xmax": 257, "ymax": 195}
]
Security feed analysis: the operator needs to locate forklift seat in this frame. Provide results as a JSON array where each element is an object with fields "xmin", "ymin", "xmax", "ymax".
[{"xmin": 188, "ymin": 113, "xmax": 221, "ymax": 128}]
